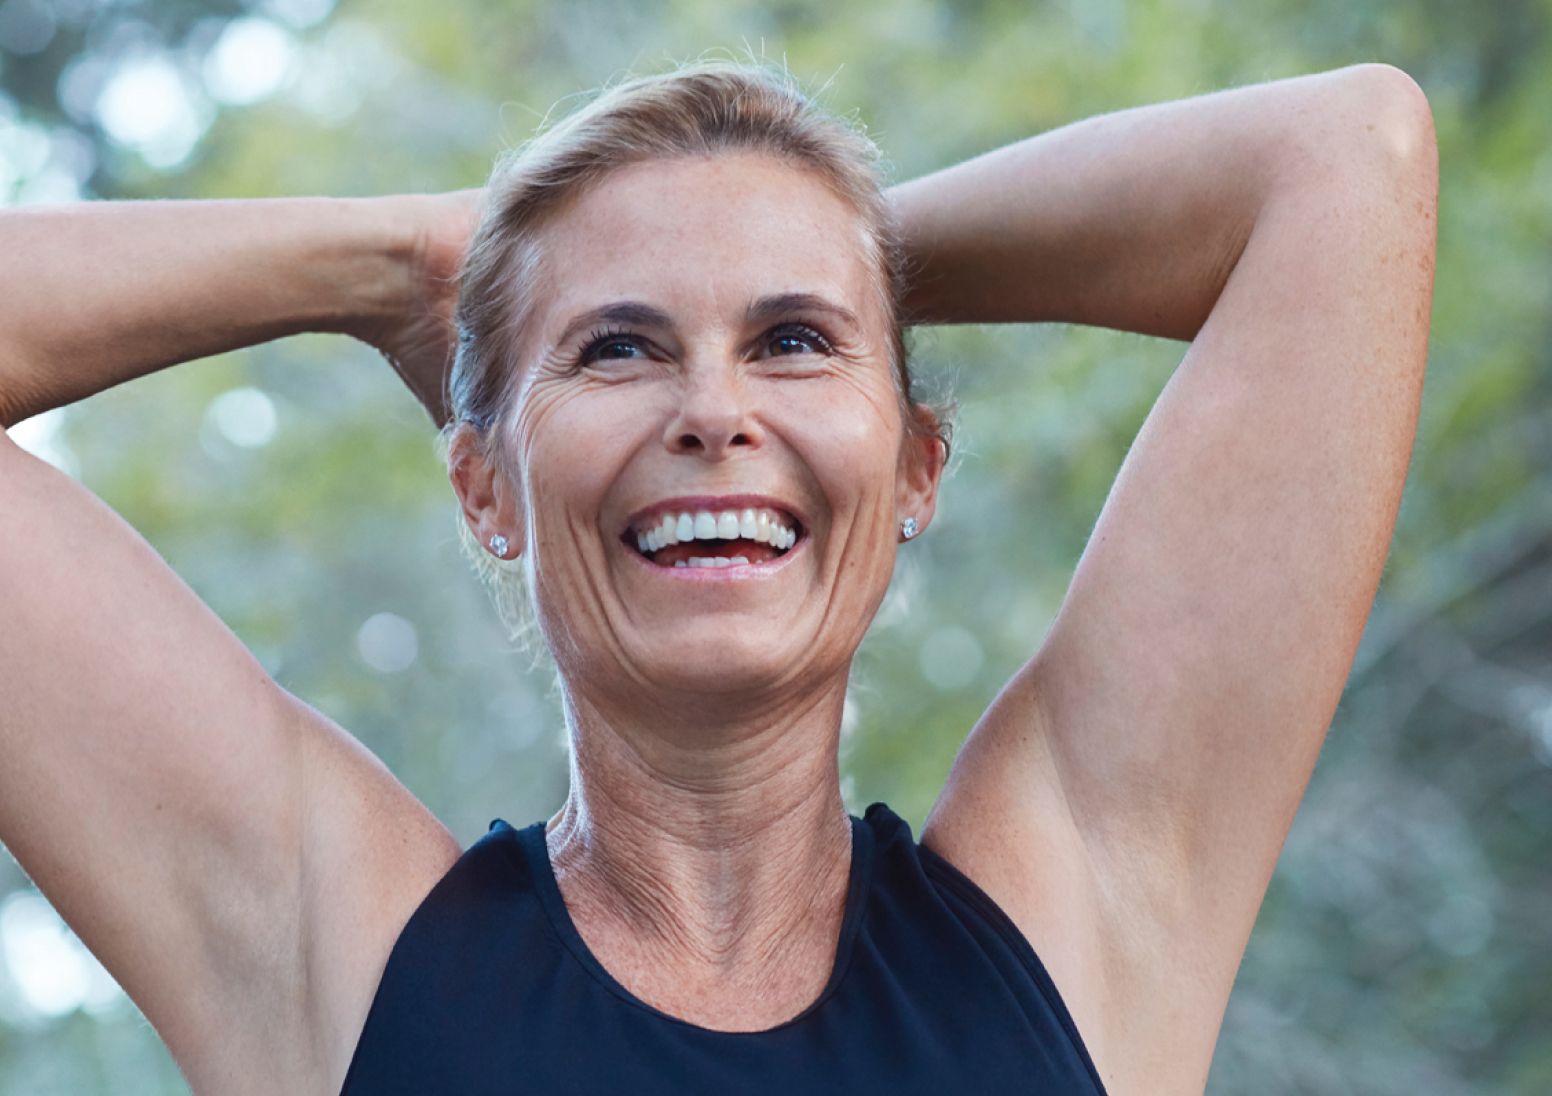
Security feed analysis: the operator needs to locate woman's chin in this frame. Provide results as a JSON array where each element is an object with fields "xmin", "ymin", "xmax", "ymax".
[{"xmin": 627, "ymin": 628, "xmax": 809, "ymax": 696}]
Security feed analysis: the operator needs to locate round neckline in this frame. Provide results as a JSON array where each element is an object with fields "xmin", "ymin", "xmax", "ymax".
[{"xmin": 515, "ymin": 811, "xmax": 875, "ymax": 1036}]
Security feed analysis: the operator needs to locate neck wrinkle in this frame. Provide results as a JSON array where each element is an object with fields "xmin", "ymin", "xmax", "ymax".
[{"xmin": 542, "ymin": 669, "xmax": 856, "ymax": 974}]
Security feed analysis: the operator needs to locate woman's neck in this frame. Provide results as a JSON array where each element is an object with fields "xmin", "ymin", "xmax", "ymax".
[{"xmin": 542, "ymin": 678, "xmax": 855, "ymax": 991}]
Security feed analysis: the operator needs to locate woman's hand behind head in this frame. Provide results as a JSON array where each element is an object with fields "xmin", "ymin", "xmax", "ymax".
[{"xmin": 353, "ymin": 187, "xmax": 486, "ymax": 427}]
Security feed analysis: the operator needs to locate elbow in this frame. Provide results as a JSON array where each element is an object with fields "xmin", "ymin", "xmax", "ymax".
[
  {"xmin": 1344, "ymin": 63, "xmax": 1437, "ymax": 171},
  {"xmin": 1279, "ymin": 63, "xmax": 1438, "ymax": 191},
  {"xmin": 1330, "ymin": 63, "xmax": 1439, "ymax": 187},
  {"xmin": 1274, "ymin": 63, "xmax": 1439, "ymax": 229}
]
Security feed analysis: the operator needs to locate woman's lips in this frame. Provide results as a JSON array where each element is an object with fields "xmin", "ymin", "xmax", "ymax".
[
  {"xmin": 622, "ymin": 523, "xmax": 806, "ymax": 578},
  {"xmin": 623, "ymin": 504, "xmax": 803, "ymax": 568}
]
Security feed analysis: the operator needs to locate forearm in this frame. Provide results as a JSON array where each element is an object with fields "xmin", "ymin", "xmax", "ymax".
[
  {"xmin": 0, "ymin": 196, "xmax": 414, "ymax": 427},
  {"xmin": 888, "ymin": 64, "xmax": 1403, "ymax": 340}
]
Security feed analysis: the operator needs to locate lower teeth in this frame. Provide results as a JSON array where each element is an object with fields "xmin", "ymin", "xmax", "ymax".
[{"xmin": 674, "ymin": 555, "xmax": 753, "ymax": 569}]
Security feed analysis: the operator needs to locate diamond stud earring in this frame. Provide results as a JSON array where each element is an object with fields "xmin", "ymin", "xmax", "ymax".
[
  {"xmin": 488, "ymin": 533, "xmax": 509, "ymax": 557},
  {"xmin": 900, "ymin": 517, "xmax": 919, "ymax": 540}
]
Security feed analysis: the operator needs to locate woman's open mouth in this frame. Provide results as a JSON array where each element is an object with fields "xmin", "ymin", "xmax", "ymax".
[{"xmin": 622, "ymin": 506, "xmax": 803, "ymax": 569}]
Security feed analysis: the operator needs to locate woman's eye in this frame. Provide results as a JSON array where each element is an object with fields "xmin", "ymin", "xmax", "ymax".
[
  {"xmin": 766, "ymin": 324, "xmax": 832, "ymax": 356},
  {"xmin": 572, "ymin": 323, "xmax": 832, "ymax": 370},
  {"xmin": 576, "ymin": 328, "xmax": 647, "ymax": 366},
  {"xmin": 594, "ymin": 339, "xmax": 643, "ymax": 360}
]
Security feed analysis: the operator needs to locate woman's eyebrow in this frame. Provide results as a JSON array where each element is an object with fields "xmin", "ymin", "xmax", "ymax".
[
  {"xmin": 555, "ymin": 292, "xmax": 862, "ymax": 345},
  {"xmin": 747, "ymin": 292, "xmax": 862, "ymax": 333},
  {"xmin": 555, "ymin": 301, "xmax": 672, "ymax": 345}
]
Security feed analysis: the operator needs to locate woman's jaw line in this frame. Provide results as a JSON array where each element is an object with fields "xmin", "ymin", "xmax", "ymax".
[{"xmin": 556, "ymin": 652, "xmax": 854, "ymax": 763}]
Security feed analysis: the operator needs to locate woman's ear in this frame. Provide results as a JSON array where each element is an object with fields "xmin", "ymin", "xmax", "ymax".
[
  {"xmin": 897, "ymin": 402, "xmax": 946, "ymax": 538},
  {"xmin": 447, "ymin": 421, "xmax": 524, "ymax": 559}
]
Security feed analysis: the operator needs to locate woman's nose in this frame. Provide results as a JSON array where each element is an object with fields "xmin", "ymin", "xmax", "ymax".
[{"xmin": 662, "ymin": 364, "xmax": 761, "ymax": 458}]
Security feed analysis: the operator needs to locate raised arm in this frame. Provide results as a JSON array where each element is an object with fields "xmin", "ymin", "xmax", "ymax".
[
  {"xmin": 891, "ymin": 63, "xmax": 1429, "ymax": 341},
  {"xmin": 0, "ymin": 193, "xmax": 472, "ymax": 1091},
  {"xmin": 0, "ymin": 190, "xmax": 479, "ymax": 428},
  {"xmin": 896, "ymin": 64, "xmax": 1437, "ymax": 1094}
]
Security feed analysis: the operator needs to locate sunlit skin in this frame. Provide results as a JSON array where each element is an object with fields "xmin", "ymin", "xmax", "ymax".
[
  {"xmin": 0, "ymin": 62, "xmax": 1438, "ymax": 1090},
  {"xmin": 447, "ymin": 153, "xmax": 943, "ymax": 1022}
]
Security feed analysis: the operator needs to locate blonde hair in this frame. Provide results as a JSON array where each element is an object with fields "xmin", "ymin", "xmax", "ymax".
[{"xmin": 437, "ymin": 56, "xmax": 950, "ymax": 646}]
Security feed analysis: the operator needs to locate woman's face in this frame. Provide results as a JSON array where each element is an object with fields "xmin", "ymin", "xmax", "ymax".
[{"xmin": 499, "ymin": 152, "xmax": 939, "ymax": 704}]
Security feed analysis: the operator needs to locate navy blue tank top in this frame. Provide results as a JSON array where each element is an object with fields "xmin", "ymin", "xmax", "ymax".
[{"xmin": 340, "ymin": 801, "xmax": 1108, "ymax": 1094}]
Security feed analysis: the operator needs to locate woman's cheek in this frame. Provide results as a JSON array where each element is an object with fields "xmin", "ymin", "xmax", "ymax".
[
  {"xmin": 773, "ymin": 375, "xmax": 903, "ymax": 476},
  {"xmin": 514, "ymin": 386, "xmax": 640, "ymax": 568},
  {"xmin": 523, "ymin": 382, "xmax": 649, "ymax": 468}
]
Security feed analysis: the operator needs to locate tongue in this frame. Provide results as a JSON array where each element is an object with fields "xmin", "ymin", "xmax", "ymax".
[{"xmin": 652, "ymin": 539, "xmax": 782, "ymax": 567}]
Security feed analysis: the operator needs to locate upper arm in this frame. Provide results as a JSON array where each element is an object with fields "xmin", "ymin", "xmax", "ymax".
[
  {"xmin": 0, "ymin": 423, "xmax": 457, "ymax": 1089},
  {"xmin": 922, "ymin": 65, "xmax": 1437, "ymax": 1093}
]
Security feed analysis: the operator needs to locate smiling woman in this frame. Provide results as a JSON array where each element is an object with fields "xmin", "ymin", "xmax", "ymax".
[
  {"xmin": 433, "ymin": 65, "xmax": 950, "ymax": 654},
  {"xmin": 445, "ymin": 159, "xmax": 945, "ymax": 713},
  {"xmin": 0, "ymin": 53, "xmax": 1435, "ymax": 1096}
]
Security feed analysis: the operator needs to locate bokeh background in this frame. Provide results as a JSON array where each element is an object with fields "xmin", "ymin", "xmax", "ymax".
[{"xmin": 1, "ymin": 0, "xmax": 1549, "ymax": 1092}]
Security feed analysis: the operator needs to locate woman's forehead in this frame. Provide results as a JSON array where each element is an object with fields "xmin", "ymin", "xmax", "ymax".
[{"xmin": 528, "ymin": 153, "xmax": 878, "ymax": 333}]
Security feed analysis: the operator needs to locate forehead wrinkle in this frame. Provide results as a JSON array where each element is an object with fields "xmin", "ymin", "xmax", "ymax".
[{"xmin": 531, "ymin": 158, "xmax": 877, "ymax": 330}]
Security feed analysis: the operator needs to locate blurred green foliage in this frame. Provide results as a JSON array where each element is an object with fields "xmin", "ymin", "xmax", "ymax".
[{"xmin": 1, "ymin": 0, "xmax": 1549, "ymax": 1092}]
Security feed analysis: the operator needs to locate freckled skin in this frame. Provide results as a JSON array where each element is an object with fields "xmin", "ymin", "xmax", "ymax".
[{"xmin": 484, "ymin": 153, "xmax": 942, "ymax": 714}]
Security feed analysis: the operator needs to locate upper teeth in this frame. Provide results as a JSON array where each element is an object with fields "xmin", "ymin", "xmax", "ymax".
[{"xmin": 634, "ymin": 507, "xmax": 797, "ymax": 554}]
